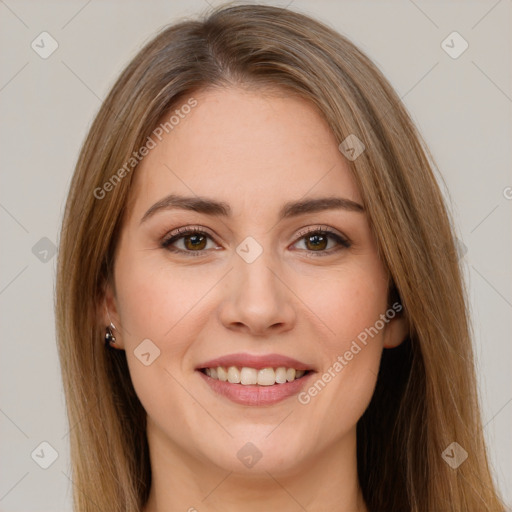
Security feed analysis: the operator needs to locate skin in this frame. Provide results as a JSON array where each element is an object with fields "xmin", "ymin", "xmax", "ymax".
[{"xmin": 101, "ymin": 86, "xmax": 407, "ymax": 512}]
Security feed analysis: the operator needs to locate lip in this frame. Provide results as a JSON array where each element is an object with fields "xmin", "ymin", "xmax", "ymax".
[
  {"xmin": 196, "ymin": 352, "xmax": 315, "ymax": 371},
  {"xmin": 197, "ymin": 369, "xmax": 316, "ymax": 406}
]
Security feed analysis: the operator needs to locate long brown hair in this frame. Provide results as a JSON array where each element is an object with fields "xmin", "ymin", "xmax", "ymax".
[{"xmin": 55, "ymin": 3, "xmax": 504, "ymax": 511}]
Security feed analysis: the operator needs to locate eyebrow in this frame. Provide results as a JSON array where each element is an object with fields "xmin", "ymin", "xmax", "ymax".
[{"xmin": 140, "ymin": 194, "xmax": 364, "ymax": 225}]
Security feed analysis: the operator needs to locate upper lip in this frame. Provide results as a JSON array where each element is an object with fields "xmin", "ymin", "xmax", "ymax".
[{"xmin": 196, "ymin": 353, "xmax": 315, "ymax": 371}]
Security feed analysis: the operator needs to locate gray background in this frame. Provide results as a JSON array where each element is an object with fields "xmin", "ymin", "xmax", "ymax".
[{"xmin": 0, "ymin": 1, "xmax": 511, "ymax": 510}]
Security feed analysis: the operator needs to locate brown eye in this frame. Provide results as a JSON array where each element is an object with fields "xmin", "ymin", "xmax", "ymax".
[
  {"xmin": 182, "ymin": 233, "xmax": 208, "ymax": 250},
  {"xmin": 292, "ymin": 228, "xmax": 351, "ymax": 256},
  {"xmin": 161, "ymin": 227, "xmax": 217, "ymax": 256},
  {"xmin": 304, "ymin": 233, "xmax": 329, "ymax": 251}
]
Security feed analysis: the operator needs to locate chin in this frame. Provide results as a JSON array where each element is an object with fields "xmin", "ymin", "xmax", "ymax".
[{"xmin": 198, "ymin": 434, "xmax": 308, "ymax": 477}]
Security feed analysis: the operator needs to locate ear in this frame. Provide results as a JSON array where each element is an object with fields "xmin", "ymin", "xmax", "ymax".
[
  {"xmin": 382, "ymin": 306, "xmax": 409, "ymax": 349},
  {"xmin": 98, "ymin": 281, "xmax": 125, "ymax": 350}
]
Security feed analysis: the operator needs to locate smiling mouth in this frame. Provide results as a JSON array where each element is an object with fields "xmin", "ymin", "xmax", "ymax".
[{"xmin": 198, "ymin": 366, "xmax": 312, "ymax": 386}]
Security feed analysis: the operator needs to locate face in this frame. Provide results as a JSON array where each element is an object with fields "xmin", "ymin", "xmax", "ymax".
[{"xmin": 103, "ymin": 86, "xmax": 406, "ymax": 478}]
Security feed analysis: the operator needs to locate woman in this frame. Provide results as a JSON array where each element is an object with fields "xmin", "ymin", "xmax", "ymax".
[{"xmin": 55, "ymin": 3, "xmax": 505, "ymax": 511}]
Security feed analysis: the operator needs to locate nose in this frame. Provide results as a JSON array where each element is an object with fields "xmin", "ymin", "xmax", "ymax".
[{"xmin": 218, "ymin": 246, "xmax": 297, "ymax": 337}]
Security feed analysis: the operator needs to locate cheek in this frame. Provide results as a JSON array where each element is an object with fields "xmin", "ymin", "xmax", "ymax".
[
  {"xmin": 295, "ymin": 264, "xmax": 387, "ymax": 418},
  {"xmin": 297, "ymin": 263, "xmax": 388, "ymax": 347},
  {"xmin": 114, "ymin": 262, "xmax": 203, "ymax": 428},
  {"xmin": 115, "ymin": 254, "xmax": 212, "ymax": 345},
  {"xmin": 113, "ymin": 250, "xmax": 234, "ymax": 376}
]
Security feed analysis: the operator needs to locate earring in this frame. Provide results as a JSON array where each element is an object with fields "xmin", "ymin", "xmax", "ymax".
[
  {"xmin": 104, "ymin": 298, "xmax": 118, "ymax": 347},
  {"xmin": 105, "ymin": 322, "xmax": 117, "ymax": 346}
]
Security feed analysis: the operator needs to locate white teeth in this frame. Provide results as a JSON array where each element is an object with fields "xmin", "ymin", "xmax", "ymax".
[
  {"xmin": 227, "ymin": 366, "xmax": 241, "ymax": 384},
  {"xmin": 257, "ymin": 368, "xmax": 275, "ymax": 386},
  {"xmin": 240, "ymin": 367, "xmax": 258, "ymax": 385},
  {"xmin": 286, "ymin": 368, "xmax": 296, "ymax": 382},
  {"xmin": 217, "ymin": 366, "xmax": 228, "ymax": 382},
  {"xmin": 275, "ymin": 367, "xmax": 288, "ymax": 384},
  {"xmin": 203, "ymin": 365, "xmax": 309, "ymax": 385}
]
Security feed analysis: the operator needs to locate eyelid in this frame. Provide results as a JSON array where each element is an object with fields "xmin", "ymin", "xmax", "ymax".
[
  {"xmin": 294, "ymin": 224, "xmax": 350, "ymax": 244},
  {"xmin": 161, "ymin": 225, "xmax": 218, "ymax": 243}
]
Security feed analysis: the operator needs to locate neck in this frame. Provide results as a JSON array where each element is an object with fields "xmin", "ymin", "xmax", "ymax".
[{"xmin": 143, "ymin": 420, "xmax": 367, "ymax": 512}]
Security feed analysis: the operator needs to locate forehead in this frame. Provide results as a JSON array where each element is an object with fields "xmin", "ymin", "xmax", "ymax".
[{"xmin": 127, "ymin": 87, "xmax": 361, "ymax": 223}]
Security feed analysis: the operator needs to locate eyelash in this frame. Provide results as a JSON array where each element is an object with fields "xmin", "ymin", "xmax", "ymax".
[{"xmin": 160, "ymin": 225, "xmax": 351, "ymax": 258}]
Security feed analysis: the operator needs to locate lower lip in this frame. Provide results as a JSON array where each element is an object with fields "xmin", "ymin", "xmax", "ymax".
[{"xmin": 197, "ymin": 370, "xmax": 315, "ymax": 406}]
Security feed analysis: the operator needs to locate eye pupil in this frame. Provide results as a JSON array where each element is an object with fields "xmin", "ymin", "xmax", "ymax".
[
  {"xmin": 185, "ymin": 234, "xmax": 207, "ymax": 250},
  {"xmin": 306, "ymin": 234, "xmax": 327, "ymax": 251}
]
